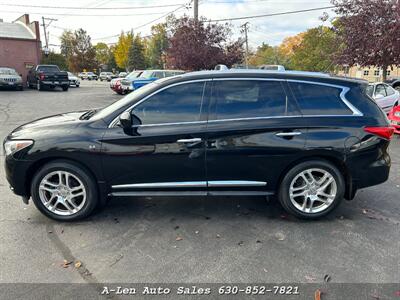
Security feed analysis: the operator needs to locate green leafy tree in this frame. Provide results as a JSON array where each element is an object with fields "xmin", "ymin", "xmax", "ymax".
[
  {"xmin": 114, "ymin": 31, "xmax": 134, "ymax": 71},
  {"xmin": 60, "ymin": 29, "xmax": 97, "ymax": 72},
  {"xmin": 290, "ymin": 26, "xmax": 338, "ymax": 72},
  {"xmin": 95, "ymin": 42, "xmax": 111, "ymax": 66},
  {"xmin": 147, "ymin": 24, "xmax": 169, "ymax": 68},
  {"xmin": 249, "ymin": 43, "xmax": 289, "ymax": 68},
  {"xmin": 128, "ymin": 35, "xmax": 147, "ymax": 70},
  {"xmin": 41, "ymin": 51, "xmax": 67, "ymax": 70}
]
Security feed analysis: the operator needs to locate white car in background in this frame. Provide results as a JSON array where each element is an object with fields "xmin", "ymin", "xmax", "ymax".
[
  {"xmin": 366, "ymin": 82, "xmax": 400, "ymax": 113},
  {"xmin": 67, "ymin": 72, "xmax": 80, "ymax": 87}
]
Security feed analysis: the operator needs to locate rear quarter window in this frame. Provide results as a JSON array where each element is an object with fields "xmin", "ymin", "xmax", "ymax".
[{"xmin": 289, "ymin": 82, "xmax": 353, "ymax": 115}]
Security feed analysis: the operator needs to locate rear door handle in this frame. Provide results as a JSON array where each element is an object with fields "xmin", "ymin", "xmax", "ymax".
[
  {"xmin": 177, "ymin": 138, "xmax": 202, "ymax": 143},
  {"xmin": 275, "ymin": 132, "xmax": 302, "ymax": 137}
]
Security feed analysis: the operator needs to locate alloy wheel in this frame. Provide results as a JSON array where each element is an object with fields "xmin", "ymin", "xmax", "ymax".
[
  {"xmin": 38, "ymin": 171, "xmax": 87, "ymax": 216},
  {"xmin": 289, "ymin": 168, "xmax": 337, "ymax": 214}
]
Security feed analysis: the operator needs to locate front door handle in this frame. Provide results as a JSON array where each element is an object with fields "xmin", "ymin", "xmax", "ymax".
[
  {"xmin": 275, "ymin": 132, "xmax": 302, "ymax": 137},
  {"xmin": 177, "ymin": 138, "xmax": 202, "ymax": 143}
]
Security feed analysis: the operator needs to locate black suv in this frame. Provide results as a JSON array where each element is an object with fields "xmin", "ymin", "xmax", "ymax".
[{"xmin": 3, "ymin": 70, "xmax": 393, "ymax": 221}]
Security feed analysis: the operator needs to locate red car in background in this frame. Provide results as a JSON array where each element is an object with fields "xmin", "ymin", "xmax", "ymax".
[
  {"xmin": 110, "ymin": 76, "xmax": 125, "ymax": 95},
  {"xmin": 388, "ymin": 105, "xmax": 400, "ymax": 134}
]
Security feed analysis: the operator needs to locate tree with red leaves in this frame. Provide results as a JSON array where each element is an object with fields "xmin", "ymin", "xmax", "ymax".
[
  {"xmin": 166, "ymin": 16, "xmax": 244, "ymax": 71},
  {"xmin": 332, "ymin": 0, "xmax": 400, "ymax": 81}
]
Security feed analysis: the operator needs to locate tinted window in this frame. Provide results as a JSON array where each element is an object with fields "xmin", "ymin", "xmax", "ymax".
[
  {"xmin": 289, "ymin": 82, "xmax": 353, "ymax": 115},
  {"xmin": 211, "ymin": 80, "xmax": 288, "ymax": 120},
  {"xmin": 153, "ymin": 71, "xmax": 164, "ymax": 79},
  {"xmin": 132, "ymin": 82, "xmax": 205, "ymax": 125},
  {"xmin": 375, "ymin": 84, "xmax": 387, "ymax": 97},
  {"xmin": 37, "ymin": 65, "xmax": 60, "ymax": 72}
]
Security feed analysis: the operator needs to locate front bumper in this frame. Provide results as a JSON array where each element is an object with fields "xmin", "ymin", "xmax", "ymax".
[{"xmin": 4, "ymin": 154, "xmax": 33, "ymax": 197}]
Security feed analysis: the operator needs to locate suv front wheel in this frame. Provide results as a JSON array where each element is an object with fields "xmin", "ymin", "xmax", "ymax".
[
  {"xmin": 278, "ymin": 160, "xmax": 344, "ymax": 219},
  {"xmin": 31, "ymin": 161, "xmax": 98, "ymax": 221}
]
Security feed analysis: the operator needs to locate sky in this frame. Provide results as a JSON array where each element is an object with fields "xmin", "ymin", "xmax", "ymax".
[{"xmin": 0, "ymin": 0, "xmax": 336, "ymax": 52}]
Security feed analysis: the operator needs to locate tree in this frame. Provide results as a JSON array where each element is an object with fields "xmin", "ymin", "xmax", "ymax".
[
  {"xmin": 147, "ymin": 23, "xmax": 169, "ymax": 68},
  {"xmin": 60, "ymin": 29, "xmax": 97, "ymax": 72},
  {"xmin": 41, "ymin": 51, "xmax": 67, "ymax": 70},
  {"xmin": 279, "ymin": 32, "xmax": 305, "ymax": 57},
  {"xmin": 114, "ymin": 31, "xmax": 134, "ymax": 71},
  {"xmin": 166, "ymin": 16, "xmax": 243, "ymax": 70},
  {"xmin": 95, "ymin": 42, "xmax": 111, "ymax": 66},
  {"xmin": 290, "ymin": 26, "xmax": 337, "ymax": 72},
  {"xmin": 248, "ymin": 43, "xmax": 289, "ymax": 67},
  {"xmin": 332, "ymin": 0, "xmax": 400, "ymax": 80},
  {"xmin": 128, "ymin": 35, "xmax": 147, "ymax": 70}
]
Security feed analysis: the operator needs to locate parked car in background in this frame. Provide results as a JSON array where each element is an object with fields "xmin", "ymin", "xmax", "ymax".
[
  {"xmin": 120, "ymin": 70, "xmax": 143, "ymax": 93},
  {"xmin": 388, "ymin": 105, "xmax": 400, "ymax": 134},
  {"xmin": 366, "ymin": 82, "xmax": 400, "ymax": 113},
  {"xmin": 79, "ymin": 72, "xmax": 98, "ymax": 81},
  {"xmin": 118, "ymin": 72, "xmax": 127, "ymax": 78},
  {"xmin": 27, "ymin": 65, "xmax": 69, "ymax": 91},
  {"xmin": 385, "ymin": 76, "xmax": 400, "ymax": 91},
  {"xmin": 67, "ymin": 72, "xmax": 80, "ymax": 87},
  {"xmin": 127, "ymin": 69, "xmax": 185, "ymax": 91},
  {"xmin": 259, "ymin": 65, "xmax": 286, "ymax": 71},
  {"xmin": 110, "ymin": 77, "xmax": 124, "ymax": 95},
  {"xmin": 99, "ymin": 72, "xmax": 117, "ymax": 82},
  {"xmin": 0, "ymin": 67, "xmax": 23, "ymax": 90},
  {"xmin": 3, "ymin": 70, "xmax": 393, "ymax": 221}
]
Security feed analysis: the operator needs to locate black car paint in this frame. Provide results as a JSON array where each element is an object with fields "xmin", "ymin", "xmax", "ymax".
[{"xmin": 4, "ymin": 72, "xmax": 391, "ymax": 205}]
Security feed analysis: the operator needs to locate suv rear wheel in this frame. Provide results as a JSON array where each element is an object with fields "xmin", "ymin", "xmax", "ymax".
[
  {"xmin": 31, "ymin": 161, "xmax": 98, "ymax": 221},
  {"xmin": 278, "ymin": 160, "xmax": 344, "ymax": 219}
]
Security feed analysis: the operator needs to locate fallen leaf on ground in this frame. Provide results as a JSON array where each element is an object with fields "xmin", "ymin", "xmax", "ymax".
[
  {"xmin": 176, "ymin": 236, "xmax": 183, "ymax": 241},
  {"xmin": 195, "ymin": 231, "xmax": 199, "ymax": 234},
  {"xmin": 275, "ymin": 232, "xmax": 286, "ymax": 241},
  {"xmin": 305, "ymin": 275, "xmax": 316, "ymax": 282},
  {"xmin": 174, "ymin": 226, "xmax": 180, "ymax": 230},
  {"xmin": 74, "ymin": 261, "xmax": 82, "ymax": 268},
  {"xmin": 48, "ymin": 231, "xmax": 52, "ymax": 234},
  {"xmin": 61, "ymin": 228, "xmax": 64, "ymax": 234},
  {"xmin": 216, "ymin": 234, "xmax": 221, "ymax": 238},
  {"xmin": 314, "ymin": 289, "xmax": 321, "ymax": 300},
  {"xmin": 256, "ymin": 240, "xmax": 262, "ymax": 243},
  {"xmin": 238, "ymin": 241, "xmax": 244, "ymax": 246},
  {"xmin": 61, "ymin": 260, "xmax": 73, "ymax": 268},
  {"xmin": 263, "ymin": 268, "xmax": 268, "ymax": 273},
  {"xmin": 324, "ymin": 274, "xmax": 331, "ymax": 282}
]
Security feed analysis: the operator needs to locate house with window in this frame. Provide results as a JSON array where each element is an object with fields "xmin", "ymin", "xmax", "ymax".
[
  {"xmin": 337, "ymin": 65, "xmax": 400, "ymax": 82},
  {"xmin": 0, "ymin": 14, "xmax": 41, "ymax": 85}
]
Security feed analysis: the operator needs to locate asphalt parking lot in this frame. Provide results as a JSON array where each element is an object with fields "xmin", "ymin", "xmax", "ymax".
[{"xmin": 0, "ymin": 81, "xmax": 399, "ymax": 285}]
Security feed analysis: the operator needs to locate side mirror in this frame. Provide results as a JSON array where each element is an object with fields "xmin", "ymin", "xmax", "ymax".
[
  {"xmin": 119, "ymin": 111, "xmax": 141, "ymax": 135},
  {"xmin": 374, "ymin": 93, "xmax": 385, "ymax": 100}
]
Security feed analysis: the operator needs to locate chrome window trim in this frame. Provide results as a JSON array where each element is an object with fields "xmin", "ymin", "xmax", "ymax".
[
  {"xmin": 112, "ymin": 180, "xmax": 268, "ymax": 189},
  {"xmin": 109, "ymin": 79, "xmax": 212, "ymax": 128},
  {"xmin": 108, "ymin": 77, "xmax": 363, "ymax": 128}
]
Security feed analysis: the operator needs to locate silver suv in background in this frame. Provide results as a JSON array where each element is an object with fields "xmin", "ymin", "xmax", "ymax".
[{"xmin": 0, "ymin": 67, "xmax": 23, "ymax": 90}]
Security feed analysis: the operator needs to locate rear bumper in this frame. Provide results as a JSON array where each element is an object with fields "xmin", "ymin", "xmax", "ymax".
[{"xmin": 41, "ymin": 81, "xmax": 69, "ymax": 86}]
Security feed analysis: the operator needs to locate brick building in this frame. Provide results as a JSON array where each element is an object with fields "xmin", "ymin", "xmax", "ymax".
[{"xmin": 0, "ymin": 14, "xmax": 41, "ymax": 86}]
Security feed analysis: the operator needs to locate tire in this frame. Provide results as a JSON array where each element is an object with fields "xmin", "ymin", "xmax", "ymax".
[
  {"xmin": 31, "ymin": 160, "xmax": 98, "ymax": 221},
  {"xmin": 76, "ymin": 84, "xmax": 80, "ymax": 88},
  {"xmin": 62, "ymin": 86, "xmax": 69, "ymax": 91},
  {"xmin": 278, "ymin": 160, "xmax": 345, "ymax": 219}
]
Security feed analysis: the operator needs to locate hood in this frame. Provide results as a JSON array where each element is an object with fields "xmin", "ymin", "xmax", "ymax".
[{"xmin": 9, "ymin": 111, "xmax": 85, "ymax": 139}]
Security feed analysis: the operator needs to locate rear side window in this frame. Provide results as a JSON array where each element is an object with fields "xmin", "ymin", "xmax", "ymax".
[
  {"xmin": 211, "ymin": 80, "xmax": 289, "ymax": 120},
  {"xmin": 289, "ymin": 82, "xmax": 353, "ymax": 115}
]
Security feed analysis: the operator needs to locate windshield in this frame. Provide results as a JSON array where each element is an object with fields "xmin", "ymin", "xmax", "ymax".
[
  {"xmin": 93, "ymin": 81, "xmax": 160, "ymax": 120},
  {"xmin": 37, "ymin": 65, "xmax": 60, "ymax": 72},
  {"xmin": 87, "ymin": 72, "xmax": 95, "ymax": 75},
  {"xmin": 366, "ymin": 85, "xmax": 374, "ymax": 98},
  {"xmin": 126, "ymin": 71, "xmax": 142, "ymax": 79},
  {"xmin": 0, "ymin": 68, "xmax": 18, "ymax": 75},
  {"xmin": 140, "ymin": 70, "xmax": 156, "ymax": 79}
]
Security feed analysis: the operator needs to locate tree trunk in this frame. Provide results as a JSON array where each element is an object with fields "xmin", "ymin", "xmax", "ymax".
[{"xmin": 382, "ymin": 65, "xmax": 388, "ymax": 82}]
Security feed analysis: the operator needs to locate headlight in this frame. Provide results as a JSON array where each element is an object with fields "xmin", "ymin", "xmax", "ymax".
[{"xmin": 4, "ymin": 140, "xmax": 33, "ymax": 156}]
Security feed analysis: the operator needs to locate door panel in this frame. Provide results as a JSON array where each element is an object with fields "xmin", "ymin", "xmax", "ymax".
[{"xmin": 205, "ymin": 79, "xmax": 306, "ymax": 192}]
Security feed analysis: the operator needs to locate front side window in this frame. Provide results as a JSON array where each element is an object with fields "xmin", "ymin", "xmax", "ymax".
[
  {"xmin": 132, "ymin": 82, "xmax": 205, "ymax": 125},
  {"xmin": 152, "ymin": 71, "xmax": 165, "ymax": 79},
  {"xmin": 211, "ymin": 80, "xmax": 288, "ymax": 120},
  {"xmin": 289, "ymin": 82, "xmax": 353, "ymax": 115}
]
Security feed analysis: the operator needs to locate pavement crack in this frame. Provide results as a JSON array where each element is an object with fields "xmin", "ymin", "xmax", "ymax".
[{"xmin": 46, "ymin": 223, "xmax": 99, "ymax": 284}]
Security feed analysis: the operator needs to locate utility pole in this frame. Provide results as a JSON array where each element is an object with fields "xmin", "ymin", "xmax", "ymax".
[
  {"xmin": 41, "ymin": 16, "xmax": 57, "ymax": 55},
  {"xmin": 194, "ymin": 0, "xmax": 199, "ymax": 21},
  {"xmin": 241, "ymin": 22, "xmax": 250, "ymax": 68}
]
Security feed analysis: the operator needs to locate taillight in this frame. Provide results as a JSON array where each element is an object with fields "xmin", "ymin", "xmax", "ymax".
[
  {"xmin": 39, "ymin": 72, "xmax": 45, "ymax": 80},
  {"xmin": 364, "ymin": 126, "xmax": 394, "ymax": 140}
]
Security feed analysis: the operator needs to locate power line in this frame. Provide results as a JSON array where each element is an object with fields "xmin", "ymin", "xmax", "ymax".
[
  {"xmin": 208, "ymin": 6, "xmax": 335, "ymax": 22},
  {"xmin": 0, "ymin": 10, "xmax": 168, "ymax": 17},
  {"xmin": 0, "ymin": 2, "xmax": 185, "ymax": 10}
]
